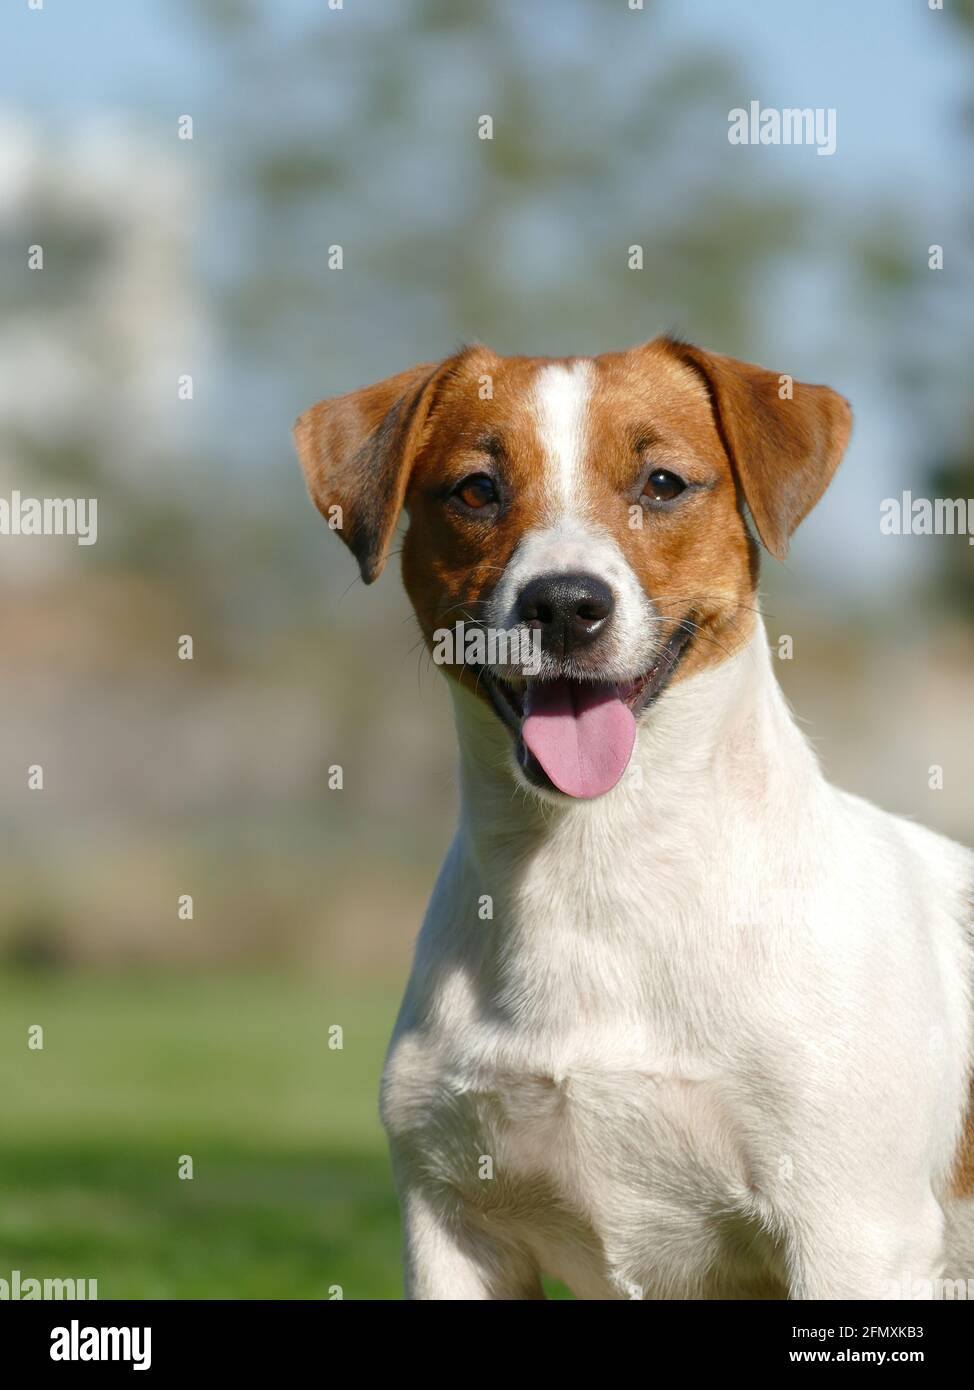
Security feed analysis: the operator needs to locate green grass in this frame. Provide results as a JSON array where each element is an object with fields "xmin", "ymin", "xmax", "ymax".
[
  {"xmin": 0, "ymin": 968, "xmax": 574, "ymax": 1299},
  {"xmin": 0, "ymin": 969, "xmax": 404, "ymax": 1299}
]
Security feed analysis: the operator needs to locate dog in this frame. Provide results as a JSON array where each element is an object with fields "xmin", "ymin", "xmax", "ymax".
[{"xmin": 294, "ymin": 338, "xmax": 974, "ymax": 1299}]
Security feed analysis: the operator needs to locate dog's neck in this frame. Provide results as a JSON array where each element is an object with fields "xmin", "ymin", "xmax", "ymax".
[{"xmin": 449, "ymin": 617, "xmax": 820, "ymax": 866}]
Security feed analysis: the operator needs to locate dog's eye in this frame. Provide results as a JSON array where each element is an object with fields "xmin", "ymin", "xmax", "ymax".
[
  {"xmin": 642, "ymin": 469, "xmax": 687, "ymax": 504},
  {"xmin": 453, "ymin": 474, "xmax": 497, "ymax": 511}
]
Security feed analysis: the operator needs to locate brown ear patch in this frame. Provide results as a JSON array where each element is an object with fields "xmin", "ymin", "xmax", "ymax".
[
  {"xmin": 293, "ymin": 354, "xmax": 465, "ymax": 583},
  {"xmin": 663, "ymin": 340, "xmax": 852, "ymax": 559}
]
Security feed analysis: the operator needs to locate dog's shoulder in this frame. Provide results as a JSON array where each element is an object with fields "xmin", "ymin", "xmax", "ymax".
[{"xmin": 835, "ymin": 786, "xmax": 973, "ymax": 921}]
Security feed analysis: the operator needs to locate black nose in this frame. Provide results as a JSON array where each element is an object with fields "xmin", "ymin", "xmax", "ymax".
[{"xmin": 516, "ymin": 572, "xmax": 615, "ymax": 655}]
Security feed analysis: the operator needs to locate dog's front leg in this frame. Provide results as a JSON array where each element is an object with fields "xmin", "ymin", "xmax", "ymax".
[
  {"xmin": 397, "ymin": 1186, "xmax": 544, "ymax": 1301},
  {"xmin": 785, "ymin": 1195, "xmax": 946, "ymax": 1300}
]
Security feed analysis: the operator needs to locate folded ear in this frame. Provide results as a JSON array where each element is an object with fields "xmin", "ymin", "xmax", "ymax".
[
  {"xmin": 666, "ymin": 341, "xmax": 852, "ymax": 560},
  {"xmin": 293, "ymin": 357, "xmax": 455, "ymax": 583}
]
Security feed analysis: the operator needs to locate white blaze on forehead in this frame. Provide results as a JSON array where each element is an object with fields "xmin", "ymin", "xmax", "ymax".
[
  {"xmin": 531, "ymin": 360, "xmax": 594, "ymax": 518},
  {"xmin": 485, "ymin": 358, "xmax": 659, "ymax": 680}
]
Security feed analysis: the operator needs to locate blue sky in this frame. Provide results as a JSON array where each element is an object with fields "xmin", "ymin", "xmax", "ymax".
[{"xmin": 4, "ymin": 1, "xmax": 968, "ymax": 197}]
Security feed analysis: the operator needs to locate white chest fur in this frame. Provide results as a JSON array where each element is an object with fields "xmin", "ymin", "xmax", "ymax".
[{"xmin": 381, "ymin": 630, "xmax": 974, "ymax": 1299}]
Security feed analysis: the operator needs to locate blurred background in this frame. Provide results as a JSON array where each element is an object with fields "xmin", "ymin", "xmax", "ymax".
[{"xmin": 0, "ymin": 0, "xmax": 972, "ymax": 1299}]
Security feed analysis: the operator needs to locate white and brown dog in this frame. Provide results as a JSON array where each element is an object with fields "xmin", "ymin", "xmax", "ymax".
[{"xmin": 294, "ymin": 339, "xmax": 974, "ymax": 1300}]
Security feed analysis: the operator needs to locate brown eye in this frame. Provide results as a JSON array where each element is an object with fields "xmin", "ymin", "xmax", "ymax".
[
  {"xmin": 643, "ymin": 469, "xmax": 686, "ymax": 504},
  {"xmin": 454, "ymin": 474, "xmax": 497, "ymax": 510}
]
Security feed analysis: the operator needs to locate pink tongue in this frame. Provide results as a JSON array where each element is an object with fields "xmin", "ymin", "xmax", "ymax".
[{"xmin": 522, "ymin": 680, "xmax": 636, "ymax": 799}]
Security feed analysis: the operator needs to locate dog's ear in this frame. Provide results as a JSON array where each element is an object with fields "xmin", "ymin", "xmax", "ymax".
[
  {"xmin": 293, "ymin": 356, "xmax": 458, "ymax": 583},
  {"xmin": 665, "ymin": 341, "xmax": 852, "ymax": 560}
]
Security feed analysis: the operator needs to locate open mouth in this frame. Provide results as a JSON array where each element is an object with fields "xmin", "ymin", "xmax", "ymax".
[{"xmin": 477, "ymin": 626, "xmax": 693, "ymax": 800}]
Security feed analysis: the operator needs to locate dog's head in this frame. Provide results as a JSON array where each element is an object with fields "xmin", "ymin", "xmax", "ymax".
[{"xmin": 294, "ymin": 339, "xmax": 851, "ymax": 800}]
